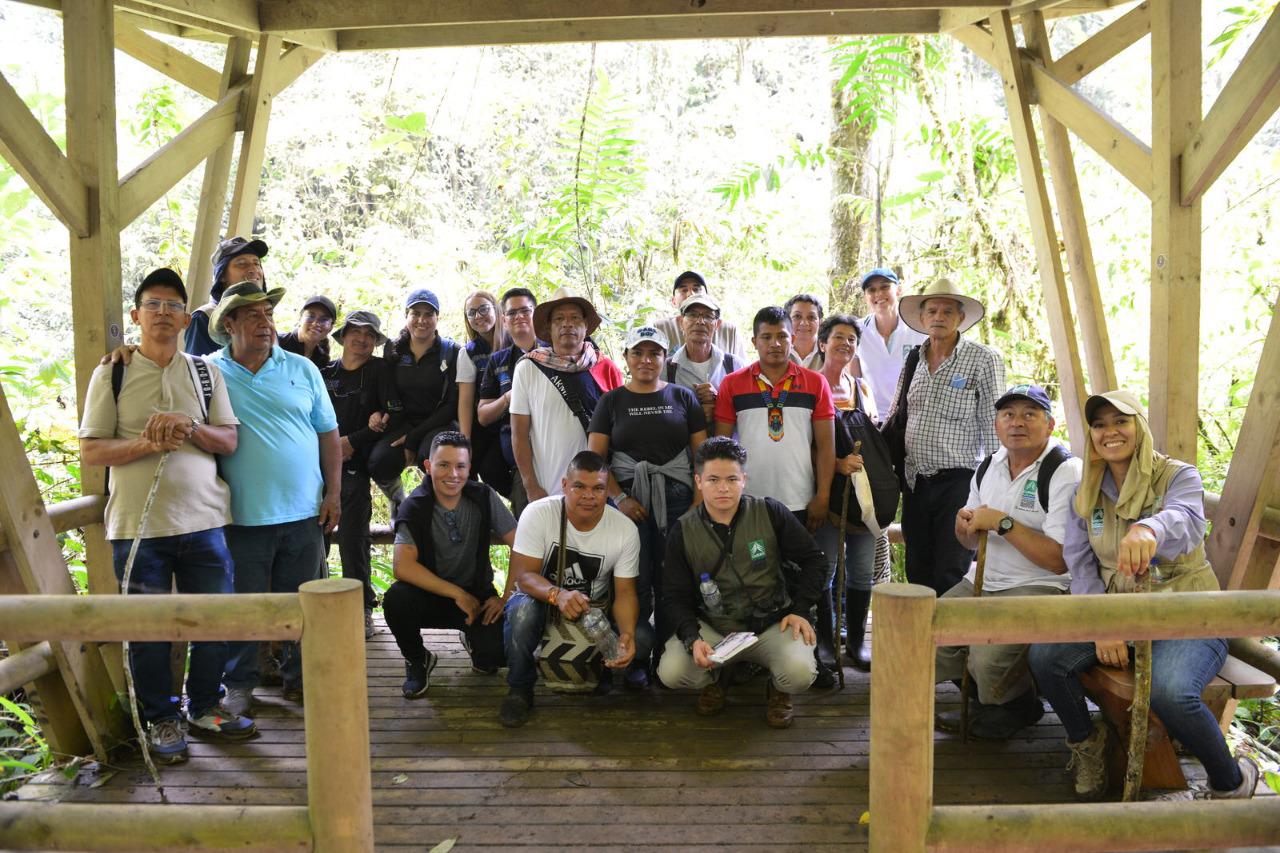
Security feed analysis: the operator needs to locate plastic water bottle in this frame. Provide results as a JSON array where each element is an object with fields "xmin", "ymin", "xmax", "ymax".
[
  {"xmin": 581, "ymin": 608, "xmax": 620, "ymax": 661},
  {"xmin": 699, "ymin": 573, "xmax": 724, "ymax": 615}
]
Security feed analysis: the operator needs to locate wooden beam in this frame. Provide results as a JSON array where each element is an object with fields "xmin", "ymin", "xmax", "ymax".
[
  {"xmin": 1027, "ymin": 61, "xmax": 1153, "ymax": 197},
  {"xmin": 0, "ymin": 641, "xmax": 57, "ymax": 696},
  {"xmin": 1025, "ymin": 12, "xmax": 1117, "ymax": 391},
  {"xmin": 1148, "ymin": 0, "xmax": 1200, "ymax": 462},
  {"xmin": 1207, "ymin": 307, "xmax": 1280, "ymax": 590},
  {"xmin": 117, "ymin": 80, "xmax": 248, "ymax": 226},
  {"xmin": 950, "ymin": 23, "xmax": 997, "ymax": 66},
  {"xmin": 113, "ymin": 16, "xmax": 222, "ymax": 99},
  {"xmin": 227, "ymin": 34, "xmax": 281, "ymax": 238},
  {"xmin": 0, "ymin": 593, "xmax": 305, "ymax": 642},
  {"xmin": 1053, "ymin": 0, "xmax": 1150, "ymax": 85},
  {"xmin": 939, "ymin": 0, "xmax": 1075, "ymax": 30},
  {"xmin": 991, "ymin": 10, "xmax": 1087, "ymax": 452},
  {"xmin": 336, "ymin": 10, "xmax": 941, "ymax": 50},
  {"xmin": 1180, "ymin": 6, "xmax": 1280, "ymax": 205},
  {"xmin": 121, "ymin": 0, "xmax": 259, "ymax": 35},
  {"xmin": 186, "ymin": 36, "xmax": 252, "ymax": 310},
  {"xmin": 0, "ymin": 72, "xmax": 90, "ymax": 237},
  {"xmin": 273, "ymin": 44, "xmax": 326, "ymax": 95}
]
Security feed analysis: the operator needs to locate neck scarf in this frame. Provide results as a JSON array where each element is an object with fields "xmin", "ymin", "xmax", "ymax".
[
  {"xmin": 1073, "ymin": 405, "xmax": 1170, "ymax": 521},
  {"xmin": 524, "ymin": 341, "xmax": 599, "ymax": 374}
]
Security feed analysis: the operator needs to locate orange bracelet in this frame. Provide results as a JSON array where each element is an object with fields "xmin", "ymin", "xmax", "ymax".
[{"xmin": 547, "ymin": 586, "xmax": 559, "ymax": 606}]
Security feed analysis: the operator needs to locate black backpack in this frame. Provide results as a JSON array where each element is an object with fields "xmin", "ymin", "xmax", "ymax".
[
  {"xmin": 974, "ymin": 444, "xmax": 1072, "ymax": 512},
  {"xmin": 830, "ymin": 382, "xmax": 901, "ymax": 530}
]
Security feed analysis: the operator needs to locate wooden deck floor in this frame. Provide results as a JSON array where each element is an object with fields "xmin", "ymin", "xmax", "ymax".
[{"xmin": 15, "ymin": 617, "xmax": 1276, "ymax": 852}]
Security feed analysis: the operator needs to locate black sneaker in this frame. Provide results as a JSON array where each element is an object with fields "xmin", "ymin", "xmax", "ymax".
[
  {"xmin": 498, "ymin": 690, "xmax": 533, "ymax": 728},
  {"xmin": 402, "ymin": 651, "xmax": 438, "ymax": 699}
]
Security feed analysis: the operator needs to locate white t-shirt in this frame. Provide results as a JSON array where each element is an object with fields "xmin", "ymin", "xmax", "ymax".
[
  {"xmin": 508, "ymin": 358, "xmax": 589, "ymax": 496},
  {"xmin": 512, "ymin": 495, "xmax": 640, "ymax": 609},
  {"xmin": 456, "ymin": 347, "xmax": 478, "ymax": 383},
  {"xmin": 856, "ymin": 313, "xmax": 927, "ymax": 417},
  {"xmin": 961, "ymin": 440, "xmax": 1082, "ymax": 592}
]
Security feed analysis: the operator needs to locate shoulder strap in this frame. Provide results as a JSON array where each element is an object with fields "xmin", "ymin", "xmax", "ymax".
[
  {"xmin": 1037, "ymin": 445, "xmax": 1072, "ymax": 513},
  {"xmin": 722, "ymin": 351, "xmax": 735, "ymax": 374},
  {"xmin": 666, "ymin": 361, "xmax": 678, "ymax": 383},
  {"xmin": 111, "ymin": 360, "xmax": 125, "ymax": 403},
  {"xmin": 550, "ymin": 497, "xmax": 569, "ymax": 624},
  {"xmin": 185, "ymin": 355, "xmax": 213, "ymax": 421},
  {"xmin": 975, "ymin": 454, "xmax": 993, "ymax": 490}
]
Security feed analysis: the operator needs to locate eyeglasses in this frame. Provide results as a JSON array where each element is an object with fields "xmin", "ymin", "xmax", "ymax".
[
  {"xmin": 302, "ymin": 312, "xmax": 334, "ymax": 327},
  {"xmin": 442, "ymin": 509, "xmax": 463, "ymax": 544},
  {"xmin": 683, "ymin": 311, "xmax": 718, "ymax": 323},
  {"xmin": 504, "ymin": 306, "xmax": 534, "ymax": 319},
  {"xmin": 140, "ymin": 299, "xmax": 186, "ymax": 314},
  {"xmin": 466, "ymin": 305, "xmax": 495, "ymax": 319}
]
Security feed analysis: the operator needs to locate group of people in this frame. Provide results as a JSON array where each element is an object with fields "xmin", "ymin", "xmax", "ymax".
[{"xmin": 83, "ymin": 237, "xmax": 1259, "ymax": 801}]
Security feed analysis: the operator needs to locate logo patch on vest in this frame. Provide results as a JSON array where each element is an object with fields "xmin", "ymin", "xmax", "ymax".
[
  {"xmin": 1019, "ymin": 479, "xmax": 1038, "ymax": 511},
  {"xmin": 1090, "ymin": 508, "xmax": 1105, "ymax": 534},
  {"xmin": 748, "ymin": 539, "xmax": 767, "ymax": 562}
]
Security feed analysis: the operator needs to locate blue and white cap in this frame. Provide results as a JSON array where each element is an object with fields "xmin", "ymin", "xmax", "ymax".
[
  {"xmin": 623, "ymin": 325, "xmax": 670, "ymax": 352},
  {"xmin": 995, "ymin": 384, "xmax": 1052, "ymax": 413}
]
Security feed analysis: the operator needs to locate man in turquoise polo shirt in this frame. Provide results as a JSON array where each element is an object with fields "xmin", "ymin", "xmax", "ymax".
[{"xmin": 207, "ymin": 282, "xmax": 341, "ymax": 715}]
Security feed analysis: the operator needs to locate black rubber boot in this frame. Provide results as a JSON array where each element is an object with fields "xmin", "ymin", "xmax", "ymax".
[{"xmin": 845, "ymin": 588, "xmax": 872, "ymax": 672}]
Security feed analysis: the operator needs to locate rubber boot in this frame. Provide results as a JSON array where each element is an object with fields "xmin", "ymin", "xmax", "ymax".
[{"xmin": 845, "ymin": 588, "xmax": 872, "ymax": 672}]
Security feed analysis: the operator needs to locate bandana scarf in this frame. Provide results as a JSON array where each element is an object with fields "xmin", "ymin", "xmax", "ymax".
[
  {"xmin": 756, "ymin": 374, "xmax": 794, "ymax": 442},
  {"xmin": 524, "ymin": 342, "xmax": 600, "ymax": 374}
]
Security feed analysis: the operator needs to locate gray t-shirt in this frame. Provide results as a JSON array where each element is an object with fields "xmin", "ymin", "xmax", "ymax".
[{"xmin": 394, "ymin": 489, "xmax": 516, "ymax": 588}]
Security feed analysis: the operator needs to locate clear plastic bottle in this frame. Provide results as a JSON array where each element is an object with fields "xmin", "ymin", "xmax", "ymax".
[
  {"xmin": 581, "ymin": 607, "xmax": 620, "ymax": 661},
  {"xmin": 699, "ymin": 573, "xmax": 724, "ymax": 615}
]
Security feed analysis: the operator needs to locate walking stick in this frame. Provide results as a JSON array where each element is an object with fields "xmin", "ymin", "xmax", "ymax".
[
  {"xmin": 959, "ymin": 530, "xmax": 989, "ymax": 743},
  {"xmin": 1122, "ymin": 570, "xmax": 1154, "ymax": 801},
  {"xmin": 832, "ymin": 440, "xmax": 859, "ymax": 691}
]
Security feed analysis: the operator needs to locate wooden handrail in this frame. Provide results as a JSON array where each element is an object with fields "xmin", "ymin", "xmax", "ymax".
[
  {"xmin": 0, "ymin": 641, "xmax": 56, "ymax": 695},
  {"xmin": 0, "ymin": 593, "xmax": 304, "ymax": 642},
  {"xmin": 47, "ymin": 493, "xmax": 108, "ymax": 534}
]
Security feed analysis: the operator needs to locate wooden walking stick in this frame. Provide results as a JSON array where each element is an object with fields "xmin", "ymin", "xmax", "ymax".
[
  {"xmin": 959, "ymin": 530, "xmax": 989, "ymax": 743},
  {"xmin": 1122, "ymin": 570, "xmax": 1154, "ymax": 801},
  {"xmin": 831, "ymin": 440, "xmax": 860, "ymax": 691}
]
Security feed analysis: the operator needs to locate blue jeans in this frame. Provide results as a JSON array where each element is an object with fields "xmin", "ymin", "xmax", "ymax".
[
  {"xmin": 503, "ymin": 592, "xmax": 655, "ymax": 691},
  {"xmin": 1028, "ymin": 637, "xmax": 1242, "ymax": 791},
  {"xmin": 111, "ymin": 529, "xmax": 234, "ymax": 723},
  {"xmin": 631, "ymin": 479, "xmax": 693, "ymax": 648},
  {"xmin": 223, "ymin": 517, "xmax": 327, "ymax": 690}
]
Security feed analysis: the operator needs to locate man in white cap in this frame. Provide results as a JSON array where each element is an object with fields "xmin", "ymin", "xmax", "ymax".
[
  {"xmin": 883, "ymin": 278, "xmax": 1005, "ymax": 595},
  {"xmin": 664, "ymin": 294, "xmax": 744, "ymax": 425},
  {"xmin": 509, "ymin": 288, "xmax": 623, "ymax": 501},
  {"xmin": 653, "ymin": 271, "xmax": 747, "ymax": 361}
]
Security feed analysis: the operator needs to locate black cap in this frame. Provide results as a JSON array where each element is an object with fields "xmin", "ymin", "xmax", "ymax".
[
  {"xmin": 301, "ymin": 294, "xmax": 337, "ymax": 319},
  {"xmin": 135, "ymin": 267, "xmax": 188, "ymax": 307},
  {"xmin": 673, "ymin": 270, "xmax": 706, "ymax": 293}
]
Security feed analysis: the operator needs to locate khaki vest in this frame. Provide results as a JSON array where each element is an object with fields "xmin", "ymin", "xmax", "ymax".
[
  {"xmin": 679, "ymin": 496, "xmax": 790, "ymax": 635},
  {"xmin": 1087, "ymin": 459, "xmax": 1217, "ymax": 594}
]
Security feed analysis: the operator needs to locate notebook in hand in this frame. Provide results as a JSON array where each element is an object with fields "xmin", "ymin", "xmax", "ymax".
[{"xmin": 709, "ymin": 632, "xmax": 758, "ymax": 665}]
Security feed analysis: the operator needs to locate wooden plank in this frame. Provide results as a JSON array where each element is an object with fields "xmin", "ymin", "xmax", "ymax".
[
  {"xmin": 949, "ymin": 23, "xmax": 997, "ymax": 66},
  {"xmin": 1052, "ymin": 0, "xmax": 1150, "ymax": 85},
  {"xmin": 1148, "ymin": 0, "xmax": 1200, "ymax": 462},
  {"xmin": 992, "ymin": 11, "xmax": 1087, "ymax": 452},
  {"xmin": 1215, "ymin": 656, "xmax": 1277, "ymax": 700},
  {"xmin": 122, "ymin": 0, "xmax": 259, "ymax": 34},
  {"xmin": 1024, "ymin": 12, "xmax": 1117, "ymax": 392},
  {"xmin": 1180, "ymin": 6, "xmax": 1280, "ymax": 204},
  {"xmin": 1026, "ymin": 61, "xmax": 1153, "ymax": 197},
  {"xmin": 0, "ymin": 640, "xmax": 57, "ymax": 695},
  {"xmin": 113, "ymin": 16, "xmax": 222, "ymax": 99},
  {"xmin": 1207, "ymin": 305, "xmax": 1280, "ymax": 589},
  {"xmin": 272, "ymin": 44, "xmax": 326, "ymax": 95},
  {"xmin": 117, "ymin": 80, "xmax": 248, "ymax": 226},
  {"xmin": 0, "ymin": 71, "xmax": 89, "ymax": 237},
  {"xmin": 186, "ymin": 36, "xmax": 251, "ymax": 310},
  {"xmin": 227, "ymin": 34, "xmax": 281, "ymax": 238},
  {"xmin": 938, "ymin": 0, "xmax": 1075, "ymax": 30},
  {"xmin": 336, "ymin": 11, "xmax": 941, "ymax": 50}
]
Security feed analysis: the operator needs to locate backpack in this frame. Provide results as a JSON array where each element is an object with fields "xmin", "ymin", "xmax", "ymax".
[
  {"xmin": 665, "ymin": 351, "xmax": 736, "ymax": 384},
  {"xmin": 831, "ymin": 382, "xmax": 901, "ymax": 530},
  {"xmin": 974, "ymin": 444, "xmax": 1072, "ymax": 513},
  {"xmin": 879, "ymin": 344, "xmax": 921, "ymax": 484}
]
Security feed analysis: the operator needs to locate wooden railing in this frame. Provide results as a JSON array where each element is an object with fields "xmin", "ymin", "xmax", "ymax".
[
  {"xmin": 869, "ymin": 584, "xmax": 1280, "ymax": 852},
  {"xmin": 0, "ymin": 578, "xmax": 374, "ymax": 852}
]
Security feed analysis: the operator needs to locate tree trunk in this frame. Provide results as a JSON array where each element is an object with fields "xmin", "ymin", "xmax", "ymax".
[{"xmin": 828, "ymin": 36, "xmax": 874, "ymax": 312}]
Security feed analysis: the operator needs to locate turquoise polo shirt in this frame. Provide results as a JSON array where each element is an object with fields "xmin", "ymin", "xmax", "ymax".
[{"xmin": 208, "ymin": 345, "xmax": 338, "ymax": 526}]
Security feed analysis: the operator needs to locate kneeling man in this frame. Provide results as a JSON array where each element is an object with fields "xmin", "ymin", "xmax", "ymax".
[
  {"xmin": 657, "ymin": 437, "xmax": 827, "ymax": 728},
  {"xmin": 384, "ymin": 431, "xmax": 517, "ymax": 698},
  {"xmin": 935, "ymin": 385, "xmax": 1081, "ymax": 739}
]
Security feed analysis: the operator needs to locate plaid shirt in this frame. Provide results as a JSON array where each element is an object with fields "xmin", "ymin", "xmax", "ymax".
[{"xmin": 884, "ymin": 336, "xmax": 1005, "ymax": 486}]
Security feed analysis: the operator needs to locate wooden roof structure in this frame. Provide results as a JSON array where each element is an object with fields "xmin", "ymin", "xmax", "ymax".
[{"xmin": 1, "ymin": 1, "xmax": 1279, "ymax": 851}]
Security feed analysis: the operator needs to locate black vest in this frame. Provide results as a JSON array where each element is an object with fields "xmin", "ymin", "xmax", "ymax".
[{"xmin": 396, "ymin": 478, "xmax": 495, "ymax": 597}]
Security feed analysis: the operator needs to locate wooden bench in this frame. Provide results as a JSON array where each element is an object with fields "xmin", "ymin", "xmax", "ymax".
[{"xmin": 1079, "ymin": 654, "xmax": 1277, "ymax": 790}]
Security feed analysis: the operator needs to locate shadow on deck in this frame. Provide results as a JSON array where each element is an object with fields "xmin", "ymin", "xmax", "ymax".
[{"xmin": 16, "ymin": 618, "xmax": 1272, "ymax": 852}]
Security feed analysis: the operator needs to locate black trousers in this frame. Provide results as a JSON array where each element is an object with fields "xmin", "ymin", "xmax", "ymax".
[
  {"xmin": 335, "ymin": 455, "xmax": 378, "ymax": 610},
  {"xmin": 471, "ymin": 425, "xmax": 513, "ymax": 496},
  {"xmin": 367, "ymin": 421, "xmax": 459, "ymax": 484},
  {"xmin": 382, "ymin": 580, "xmax": 506, "ymax": 669},
  {"xmin": 901, "ymin": 468, "xmax": 975, "ymax": 595}
]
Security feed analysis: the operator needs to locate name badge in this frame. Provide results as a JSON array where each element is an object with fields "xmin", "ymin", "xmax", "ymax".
[
  {"xmin": 949, "ymin": 375, "xmax": 968, "ymax": 389},
  {"xmin": 748, "ymin": 539, "xmax": 767, "ymax": 562},
  {"xmin": 1090, "ymin": 508, "xmax": 1105, "ymax": 534},
  {"xmin": 1019, "ymin": 479, "xmax": 1038, "ymax": 511}
]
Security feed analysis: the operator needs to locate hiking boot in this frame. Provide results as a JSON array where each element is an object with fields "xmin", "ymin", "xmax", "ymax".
[
  {"xmin": 934, "ymin": 705, "xmax": 990, "ymax": 735},
  {"xmin": 1065, "ymin": 720, "xmax": 1111, "ymax": 800},
  {"xmin": 813, "ymin": 664, "xmax": 837, "ymax": 690},
  {"xmin": 765, "ymin": 681, "xmax": 794, "ymax": 729},
  {"xmin": 282, "ymin": 682, "xmax": 304, "ymax": 704},
  {"xmin": 969, "ymin": 691, "xmax": 1044, "ymax": 741},
  {"xmin": 498, "ymin": 690, "xmax": 533, "ymax": 728},
  {"xmin": 696, "ymin": 681, "xmax": 727, "ymax": 716},
  {"xmin": 221, "ymin": 686, "xmax": 254, "ymax": 717},
  {"xmin": 402, "ymin": 651, "xmax": 438, "ymax": 699},
  {"xmin": 1154, "ymin": 756, "xmax": 1260, "ymax": 801},
  {"xmin": 187, "ymin": 707, "xmax": 258, "ymax": 741},
  {"xmin": 624, "ymin": 665, "xmax": 650, "ymax": 691},
  {"xmin": 364, "ymin": 609, "xmax": 376, "ymax": 639},
  {"xmin": 845, "ymin": 589, "xmax": 872, "ymax": 672},
  {"xmin": 147, "ymin": 719, "xmax": 189, "ymax": 765}
]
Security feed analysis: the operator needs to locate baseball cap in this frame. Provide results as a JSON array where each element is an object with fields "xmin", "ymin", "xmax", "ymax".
[
  {"xmin": 404, "ymin": 288, "xmax": 440, "ymax": 311},
  {"xmin": 995, "ymin": 384, "xmax": 1052, "ymax": 413},
  {"xmin": 673, "ymin": 270, "xmax": 707, "ymax": 292},
  {"xmin": 1084, "ymin": 389, "xmax": 1147, "ymax": 423},
  {"xmin": 135, "ymin": 267, "xmax": 188, "ymax": 307},
  {"xmin": 623, "ymin": 326, "xmax": 670, "ymax": 352},
  {"xmin": 301, "ymin": 294, "xmax": 336, "ymax": 319},
  {"xmin": 680, "ymin": 294, "xmax": 721, "ymax": 316},
  {"xmin": 860, "ymin": 268, "xmax": 899, "ymax": 289}
]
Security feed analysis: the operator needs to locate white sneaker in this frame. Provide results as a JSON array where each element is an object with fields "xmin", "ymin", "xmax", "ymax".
[
  {"xmin": 1155, "ymin": 756, "xmax": 1260, "ymax": 801},
  {"xmin": 1065, "ymin": 721, "xmax": 1110, "ymax": 800},
  {"xmin": 222, "ymin": 686, "xmax": 254, "ymax": 717}
]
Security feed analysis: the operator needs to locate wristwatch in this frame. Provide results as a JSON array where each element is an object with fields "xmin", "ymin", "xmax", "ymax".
[
  {"xmin": 997, "ymin": 515, "xmax": 1014, "ymax": 536},
  {"xmin": 683, "ymin": 634, "xmax": 699, "ymax": 654},
  {"xmin": 188, "ymin": 415, "xmax": 201, "ymax": 434}
]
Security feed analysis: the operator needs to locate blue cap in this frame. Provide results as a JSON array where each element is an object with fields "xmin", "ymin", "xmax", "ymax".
[
  {"xmin": 995, "ymin": 384, "xmax": 1052, "ymax": 413},
  {"xmin": 860, "ymin": 268, "xmax": 899, "ymax": 289},
  {"xmin": 404, "ymin": 288, "xmax": 440, "ymax": 311}
]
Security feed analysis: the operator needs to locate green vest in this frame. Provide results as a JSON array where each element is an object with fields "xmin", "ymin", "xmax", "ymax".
[
  {"xmin": 1088, "ymin": 459, "xmax": 1217, "ymax": 594},
  {"xmin": 679, "ymin": 496, "xmax": 791, "ymax": 634}
]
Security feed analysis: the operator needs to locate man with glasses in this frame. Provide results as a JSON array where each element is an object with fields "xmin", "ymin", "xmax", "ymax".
[
  {"xmin": 321, "ymin": 310, "xmax": 402, "ymax": 638},
  {"xmin": 79, "ymin": 268, "xmax": 253, "ymax": 764},
  {"xmin": 382, "ymin": 432, "xmax": 517, "ymax": 698},
  {"xmin": 653, "ymin": 271, "xmax": 746, "ymax": 360},
  {"xmin": 664, "ymin": 294, "xmax": 743, "ymax": 425},
  {"xmin": 477, "ymin": 288, "xmax": 543, "ymax": 514},
  {"xmin": 280, "ymin": 295, "xmax": 336, "ymax": 369}
]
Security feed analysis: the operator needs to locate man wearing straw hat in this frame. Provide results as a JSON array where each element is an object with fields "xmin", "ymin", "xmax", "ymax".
[
  {"xmin": 509, "ymin": 287, "xmax": 623, "ymax": 501},
  {"xmin": 207, "ymin": 282, "xmax": 341, "ymax": 716},
  {"xmin": 884, "ymin": 278, "xmax": 1005, "ymax": 595}
]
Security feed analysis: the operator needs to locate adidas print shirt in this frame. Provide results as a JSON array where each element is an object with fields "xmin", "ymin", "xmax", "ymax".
[{"xmin": 512, "ymin": 495, "xmax": 640, "ymax": 610}]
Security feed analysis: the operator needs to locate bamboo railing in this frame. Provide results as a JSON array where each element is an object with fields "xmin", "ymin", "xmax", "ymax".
[
  {"xmin": 0, "ymin": 578, "xmax": 374, "ymax": 853},
  {"xmin": 869, "ymin": 583, "xmax": 1280, "ymax": 852}
]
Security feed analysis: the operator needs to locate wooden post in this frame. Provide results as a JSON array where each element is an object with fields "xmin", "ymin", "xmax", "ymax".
[
  {"xmin": 299, "ymin": 578, "xmax": 374, "ymax": 853},
  {"xmin": 869, "ymin": 583, "xmax": 936, "ymax": 853},
  {"xmin": 990, "ymin": 10, "xmax": 1087, "ymax": 452},
  {"xmin": 227, "ymin": 34, "xmax": 282, "ymax": 238},
  {"xmin": 187, "ymin": 36, "xmax": 252, "ymax": 311},
  {"xmin": 1023, "ymin": 12, "xmax": 1118, "ymax": 393},
  {"xmin": 1149, "ymin": 0, "xmax": 1201, "ymax": 461}
]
